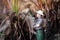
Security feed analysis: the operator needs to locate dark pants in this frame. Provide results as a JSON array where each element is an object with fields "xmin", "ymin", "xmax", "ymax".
[{"xmin": 46, "ymin": 21, "xmax": 55, "ymax": 40}]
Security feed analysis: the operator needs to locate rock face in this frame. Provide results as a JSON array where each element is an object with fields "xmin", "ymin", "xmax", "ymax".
[
  {"xmin": 0, "ymin": 0, "xmax": 4, "ymax": 14},
  {"xmin": 18, "ymin": 0, "xmax": 38, "ymax": 12},
  {"xmin": 1, "ymin": 0, "xmax": 39, "ymax": 13},
  {"xmin": 0, "ymin": 0, "xmax": 6, "ymax": 24}
]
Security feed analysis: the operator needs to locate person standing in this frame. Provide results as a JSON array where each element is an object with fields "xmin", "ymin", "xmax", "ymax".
[{"xmin": 33, "ymin": 10, "xmax": 44, "ymax": 40}]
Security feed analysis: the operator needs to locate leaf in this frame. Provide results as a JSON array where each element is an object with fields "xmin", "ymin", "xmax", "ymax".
[{"xmin": 12, "ymin": 0, "xmax": 18, "ymax": 15}]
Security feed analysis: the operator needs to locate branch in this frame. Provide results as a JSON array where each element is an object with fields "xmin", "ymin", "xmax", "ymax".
[{"xmin": 0, "ymin": 19, "xmax": 10, "ymax": 32}]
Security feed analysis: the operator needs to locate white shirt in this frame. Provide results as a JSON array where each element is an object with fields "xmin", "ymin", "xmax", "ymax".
[{"xmin": 34, "ymin": 18, "xmax": 42, "ymax": 28}]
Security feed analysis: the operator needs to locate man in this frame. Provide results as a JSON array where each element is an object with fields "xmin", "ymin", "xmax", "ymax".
[{"xmin": 33, "ymin": 10, "xmax": 44, "ymax": 40}]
